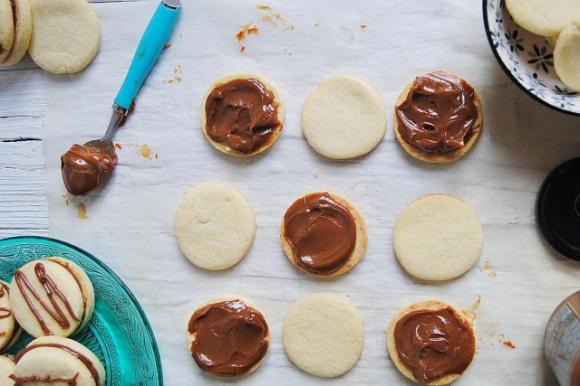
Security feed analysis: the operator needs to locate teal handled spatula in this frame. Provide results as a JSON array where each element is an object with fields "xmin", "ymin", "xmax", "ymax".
[
  {"xmin": 86, "ymin": 0, "xmax": 182, "ymax": 158},
  {"xmin": 61, "ymin": 0, "xmax": 181, "ymax": 196}
]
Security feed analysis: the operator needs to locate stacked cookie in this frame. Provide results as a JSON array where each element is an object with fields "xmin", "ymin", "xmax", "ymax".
[
  {"xmin": 506, "ymin": 0, "xmax": 580, "ymax": 91},
  {"xmin": 0, "ymin": 0, "xmax": 100, "ymax": 73},
  {"xmin": 0, "ymin": 257, "xmax": 105, "ymax": 385}
]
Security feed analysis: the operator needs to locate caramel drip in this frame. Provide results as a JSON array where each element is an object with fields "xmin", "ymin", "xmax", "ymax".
[
  {"xmin": 15, "ymin": 343, "xmax": 99, "ymax": 385},
  {"xmin": 14, "ymin": 263, "xmax": 80, "ymax": 335},
  {"xmin": 11, "ymin": 373, "xmax": 79, "ymax": 386}
]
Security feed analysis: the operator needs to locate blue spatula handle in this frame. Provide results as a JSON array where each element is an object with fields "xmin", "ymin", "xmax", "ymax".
[{"xmin": 114, "ymin": 0, "xmax": 181, "ymax": 110}]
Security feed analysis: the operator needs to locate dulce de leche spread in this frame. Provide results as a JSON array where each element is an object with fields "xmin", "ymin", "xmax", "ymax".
[
  {"xmin": 283, "ymin": 192, "xmax": 356, "ymax": 275},
  {"xmin": 188, "ymin": 299, "xmax": 269, "ymax": 377},
  {"xmin": 394, "ymin": 307, "xmax": 476, "ymax": 384},
  {"xmin": 205, "ymin": 78, "xmax": 281, "ymax": 154},
  {"xmin": 61, "ymin": 144, "xmax": 117, "ymax": 196},
  {"xmin": 396, "ymin": 71, "xmax": 478, "ymax": 154}
]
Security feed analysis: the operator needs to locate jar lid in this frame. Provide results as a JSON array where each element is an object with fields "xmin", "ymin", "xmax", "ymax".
[{"xmin": 536, "ymin": 158, "xmax": 580, "ymax": 262}]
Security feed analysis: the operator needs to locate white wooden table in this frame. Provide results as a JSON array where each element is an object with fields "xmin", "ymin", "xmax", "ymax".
[{"xmin": 1, "ymin": 1, "xmax": 579, "ymax": 385}]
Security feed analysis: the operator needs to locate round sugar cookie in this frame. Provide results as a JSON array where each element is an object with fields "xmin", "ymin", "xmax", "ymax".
[
  {"xmin": 301, "ymin": 75, "xmax": 386, "ymax": 160},
  {"xmin": 13, "ymin": 336, "xmax": 106, "ymax": 386},
  {"xmin": 555, "ymin": 23, "xmax": 580, "ymax": 91},
  {"xmin": 28, "ymin": 0, "xmax": 100, "ymax": 74},
  {"xmin": 506, "ymin": 0, "xmax": 580, "ymax": 37},
  {"xmin": 9, "ymin": 258, "xmax": 89, "ymax": 338},
  {"xmin": 283, "ymin": 292, "xmax": 363, "ymax": 378},
  {"xmin": 1, "ymin": 0, "xmax": 32, "ymax": 66},
  {"xmin": 0, "ymin": 355, "xmax": 15, "ymax": 385},
  {"xmin": 175, "ymin": 182, "xmax": 256, "ymax": 271},
  {"xmin": 0, "ymin": 0, "xmax": 15, "ymax": 63},
  {"xmin": 386, "ymin": 300, "xmax": 477, "ymax": 385},
  {"xmin": 200, "ymin": 74, "xmax": 285, "ymax": 157},
  {"xmin": 0, "ymin": 281, "xmax": 21, "ymax": 352},
  {"xmin": 280, "ymin": 192, "xmax": 368, "ymax": 278},
  {"xmin": 393, "ymin": 194, "xmax": 483, "ymax": 282},
  {"xmin": 186, "ymin": 296, "xmax": 269, "ymax": 377}
]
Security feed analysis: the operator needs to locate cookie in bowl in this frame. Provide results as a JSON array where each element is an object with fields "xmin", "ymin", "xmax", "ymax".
[
  {"xmin": 0, "ymin": 281, "xmax": 21, "ymax": 352},
  {"xmin": 387, "ymin": 300, "xmax": 477, "ymax": 385},
  {"xmin": 394, "ymin": 71, "xmax": 483, "ymax": 163},
  {"xmin": 200, "ymin": 74, "xmax": 285, "ymax": 157}
]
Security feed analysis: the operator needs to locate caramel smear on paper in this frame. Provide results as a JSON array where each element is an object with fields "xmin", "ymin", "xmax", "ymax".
[
  {"xmin": 77, "ymin": 203, "xmax": 88, "ymax": 220},
  {"xmin": 139, "ymin": 144, "xmax": 158, "ymax": 160},
  {"xmin": 502, "ymin": 340, "xmax": 516, "ymax": 349},
  {"xmin": 165, "ymin": 65, "xmax": 182, "ymax": 84},
  {"xmin": 463, "ymin": 295, "xmax": 481, "ymax": 322},
  {"xmin": 257, "ymin": 5, "xmax": 294, "ymax": 30},
  {"xmin": 479, "ymin": 260, "xmax": 497, "ymax": 278},
  {"xmin": 236, "ymin": 24, "xmax": 260, "ymax": 53}
]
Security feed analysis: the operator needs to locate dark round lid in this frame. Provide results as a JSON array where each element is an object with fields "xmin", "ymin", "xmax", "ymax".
[{"xmin": 537, "ymin": 158, "xmax": 580, "ymax": 262}]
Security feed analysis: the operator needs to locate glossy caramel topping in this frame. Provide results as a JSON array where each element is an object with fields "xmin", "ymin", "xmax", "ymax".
[
  {"xmin": 61, "ymin": 143, "xmax": 117, "ymax": 196},
  {"xmin": 283, "ymin": 192, "xmax": 356, "ymax": 275},
  {"xmin": 14, "ymin": 263, "xmax": 80, "ymax": 336},
  {"xmin": 188, "ymin": 299, "xmax": 268, "ymax": 377},
  {"xmin": 394, "ymin": 307, "xmax": 476, "ymax": 384},
  {"xmin": 396, "ymin": 71, "xmax": 477, "ymax": 154},
  {"xmin": 205, "ymin": 78, "xmax": 280, "ymax": 154},
  {"xmin": 13, "ymin": 342, "xmax": 99, "ymax": 385}
]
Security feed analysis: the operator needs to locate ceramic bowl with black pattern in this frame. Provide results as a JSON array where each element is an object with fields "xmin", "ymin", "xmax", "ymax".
[{"xmin": 483, "ymin": 0, "xmax": 580, "ymax": 116}]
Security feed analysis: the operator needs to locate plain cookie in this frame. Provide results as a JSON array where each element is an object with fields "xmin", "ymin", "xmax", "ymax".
[
  {"xmin": 1, "ymin": 0, "xmax": 32, "ymax": 66},
  {"xmin": 555, "ymin": 23, "xmax": 580, "ymax": 91},
  {"xmin": 0, "ymin": 0, "xmax": 15, "ymax": 63},
  {"xmin": 506, "ymin": 0, "xmax": 580, "ymax": 37},
  {"xmin": 393, "ymin": 194, "xmax": 483, "ymax": 282},
  {"xmin": 28, "ymin": 0, "xmax": 100, "ymax": 74},
  {"xmin": 175, "ymin": 182, "xmax": 256, "ymax": 270},
  {"xmin": 283, "ymin": 293, "xmax": 363, "ymax": 378},
  {"xmin": 302, "ymin": 75, "xmax": 386, "ymax": 160}
]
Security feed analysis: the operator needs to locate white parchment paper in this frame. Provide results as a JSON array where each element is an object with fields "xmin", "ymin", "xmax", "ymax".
[{"xmin": 41, "ymin": 0, "xmax": 580, "ymax": 384}]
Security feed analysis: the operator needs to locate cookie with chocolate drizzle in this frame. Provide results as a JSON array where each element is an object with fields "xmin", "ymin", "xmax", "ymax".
[
  {"xmin": 9, "ymin": 257, "xmax": 94, "ymax": 338},
  {"xmin": 0, "ymin": 280, "xmax": 21, "ymax": 352}
]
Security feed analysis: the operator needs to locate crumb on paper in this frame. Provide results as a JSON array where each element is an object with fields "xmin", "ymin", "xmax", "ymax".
[
  {"xmin": 313, "ymin": 21, "xmax": 320, "ymax": 27},
  {"xmin": 282, "ymin": 47, "xmax": 293, "ymax": 56},
  {"xmin": 257, "ymin": 5, "xmax": 294, "ymax": 30},
  {"xmin": 360, "ymin": 24, "xmax": 367, "ymax": 30},
  {"xmin": 479, "ymin": 260, "xmax": 497, "ymax": 278},
  {"xmin": 463, "ymin": 295, "xmax": 481, "ymax": 321},
  {"xmin": 165, "ymin": 64, "xmax": 182, "ymax": 84},
  {"xmin": 63, "ymin": 193, "xmax": 71, "ymax": 207},
  {"xmin": 77, "ymin": 203, "xmax": 88, "ymax": 220},
  {"xmin": 139, "ymin": 144, "xmax": 158, "ymax": 160},
  {"xmin": 163, "ymin": 43, "xmax": 172, "ymax": 50},
  {"xmin": 114, "ymin": 143, "xmax": 123, "ymax": 150},
  {"xmin": 313, "ymin": 172, "xmax": 320, "ymax": 179},
  {"xmin": 236, "ymin": 24, "xmax": 259, "ymax": 53},
  {"xmin": 502, "ymin": 340, "xmax": 516, "ymax": 349}
]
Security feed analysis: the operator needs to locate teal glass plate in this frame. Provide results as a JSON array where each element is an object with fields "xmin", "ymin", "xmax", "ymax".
[{"xmin": 0, "ymin": 236, "xmax": 163, "ymax": 386}]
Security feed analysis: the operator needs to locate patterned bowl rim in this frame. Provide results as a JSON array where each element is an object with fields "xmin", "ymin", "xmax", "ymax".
[
  {"xmin": 482, "ymin": 0, "xmax": 580, "ymax": 117},
  {"xmin": 0, "ymin": 235, "xmax": 164, "ymax": 385}
]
